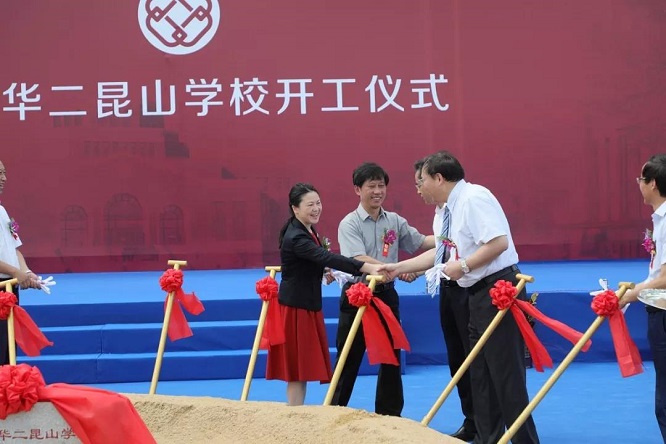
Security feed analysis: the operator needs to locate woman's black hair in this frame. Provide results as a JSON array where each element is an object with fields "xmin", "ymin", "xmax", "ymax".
[{"xmin": 278, "ymin": 183, "xmax": 319, "ymax": 248}]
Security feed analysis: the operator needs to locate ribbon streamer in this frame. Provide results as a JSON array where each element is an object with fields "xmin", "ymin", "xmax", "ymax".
[
  {"xmin": 38, "ymin": 276, "xmax": 56, "ymax": 295},
  {"xmin": 0, "ymin": 292, "xmax": 52, "ymax": 356},
  {"xmin": 0, "ymin": 364, "xmax": 155, "ymax": 443},
  {"xmin": 425, "ymin": 264, "xmax": 448, "ymax": 298},
  {"xmin": 591, "ymin": 290, "xmax": 643, "ymax": 377},
  {"xmin": 490, "ymin": 281, "xmax": 591, "ymax": 372},
  {"xmin": 346, "ymin": 283, "xmax": 410, "ymax": 365},
  {"xmin": 159, "ymin": 269, "xmax": 204, "ymax": 341},
  {"xmin": 255, "ymin": 276, "xmax": 285, "ymax": 349}
]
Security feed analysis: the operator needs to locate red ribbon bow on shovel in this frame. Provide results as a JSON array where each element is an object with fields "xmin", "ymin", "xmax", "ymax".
[
  {"xmin": 256, "ymin": 276, "xmax": 285, "ymax": 349},
  {"xmin": 490, "ymin": 280, "xmax": 592, "ymax": 372},
  {"xmin": 0, "ymin": 291, "xmax": 52, "ymax": 356},
  {"xmin": 345, "ymin": 282, "xmax": 410, "ymax": 365},
  {"xmin": 159, "ymin": 269, "xmax": 204, "ymax": 341},
  {"xmin": 591, "ymin": 290, "xmax": 643, "ymax": 377}
]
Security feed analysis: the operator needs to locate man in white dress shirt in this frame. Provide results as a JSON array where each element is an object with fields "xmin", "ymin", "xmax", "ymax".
[
  {"xmin": 414, "ymin": 157, "xmax": 476, "ymax": 442},
  {"xmin": 380, "ymin": 151, "xmax": 539, "ymax": 444}
]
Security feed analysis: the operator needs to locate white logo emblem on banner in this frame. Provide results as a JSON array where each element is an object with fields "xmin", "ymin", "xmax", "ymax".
[{"xmin": 138, "ymin": 0, "xmax": 221, "ymax": 55}]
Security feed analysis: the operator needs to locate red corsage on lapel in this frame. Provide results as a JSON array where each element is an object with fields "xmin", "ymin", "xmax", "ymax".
[
  {"xmin": 381, "ymin": 228, "xmax": 396, "ymax": 257},
  {"xmin": 8, "ymin": 218, "xmax": 18, "ymax": 240}
]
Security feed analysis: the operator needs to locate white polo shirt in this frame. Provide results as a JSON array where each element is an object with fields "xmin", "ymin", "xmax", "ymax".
[
  {"xmin": 446, "ymin": 180, "xmax": 518, "ymax": 288},
  {"xmin": 0, "ymin": 205, "xmax": 22, "ymax": 278}
]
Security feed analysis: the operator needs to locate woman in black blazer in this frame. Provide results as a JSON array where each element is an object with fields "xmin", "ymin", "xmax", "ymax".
[{"xmin": 266, "ymin": 183, "xmax": 382, "ymax": 406}]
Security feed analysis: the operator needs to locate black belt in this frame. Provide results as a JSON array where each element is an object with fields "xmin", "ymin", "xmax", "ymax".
[
  {"xmin": 343, "ymin": 280, "xmax": 395, "ymax": 293},
  {"xmin": 440, "ymin": 278, "xmax": 460, "ymax": 288},
  {"xmin": 468, "ymin": 265, "xmax": 519, "ymax": 294},
  {"xmin": 373, "ymin": 281, "xmax": 395, "ymax": 293}
]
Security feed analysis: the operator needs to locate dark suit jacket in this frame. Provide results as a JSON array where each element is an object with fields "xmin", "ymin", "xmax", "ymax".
[{"xmin": 279, "ymin": 218, "xmax": 364, "ymax": 311}]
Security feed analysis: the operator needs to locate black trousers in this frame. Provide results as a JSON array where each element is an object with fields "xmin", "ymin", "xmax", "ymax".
[
  {"xmin": 331, "ymin": 283, "xmax": 403, "ymax": 416},
  {"xmin": 468, "ymin": 268, "xmax": 539, "ymax": 444},
  {"xmin": 440, "ymin": 280, "xmax": 476, "ymax": 432},
  {"xmin": 647, "ymin": 309, "xmax": 666, "ymax": 442},
  {"xmin": 0, "ymin": 287, "xmax": 19, "ymax": 366}
]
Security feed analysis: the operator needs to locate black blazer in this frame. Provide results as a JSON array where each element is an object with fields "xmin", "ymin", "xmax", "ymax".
[{"xmin": 279, "ymin": 218, "xmax": 364, "ymax": 311}]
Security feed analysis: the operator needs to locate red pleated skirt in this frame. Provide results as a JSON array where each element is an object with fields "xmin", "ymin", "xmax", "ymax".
[{"xmin": 266, "ymin": 303, "xmax": 332, "ymax": 383}]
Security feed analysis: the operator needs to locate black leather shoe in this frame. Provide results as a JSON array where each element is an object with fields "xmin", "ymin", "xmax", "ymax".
[{"xmin": 450, "ymin": 425, "xmax": 476, "ymax": 442}]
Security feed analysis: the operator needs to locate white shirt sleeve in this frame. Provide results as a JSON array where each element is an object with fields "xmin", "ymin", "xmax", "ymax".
[{"xmin": 464, "ymin": 191, "xmax": 509, "ymax": 245}]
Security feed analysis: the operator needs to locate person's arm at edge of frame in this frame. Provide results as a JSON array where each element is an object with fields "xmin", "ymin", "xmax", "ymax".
[
  {"xmin": 0, "ymin": 249, "xmax": 37, "ymax": 288},
  {"xmin": 16, "ymin": 249, "xmax": 40, "ymax": 288},
  {"xmin": 621, "ymin": 263, "xmax": 666, "ymax": 307}
]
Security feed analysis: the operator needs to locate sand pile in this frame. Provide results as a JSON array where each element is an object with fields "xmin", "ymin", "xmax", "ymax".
[{"xmin": 127, "ymin": 394, "xmax": 460, "ymax": 444}]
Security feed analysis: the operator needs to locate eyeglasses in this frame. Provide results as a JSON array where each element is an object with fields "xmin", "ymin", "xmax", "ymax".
[
  {"xmin": 415, "ymin": 179, "xmax": 424, "ymax": 189},
  {"xmin": 636, "ymin": 177, "xmax": 649, "ymax": 184}
]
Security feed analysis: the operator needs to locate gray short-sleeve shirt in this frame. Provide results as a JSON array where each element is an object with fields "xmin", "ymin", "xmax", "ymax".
[{"xmin": 338, "ymin": 203, "xmax": 425, "ymax": 264}]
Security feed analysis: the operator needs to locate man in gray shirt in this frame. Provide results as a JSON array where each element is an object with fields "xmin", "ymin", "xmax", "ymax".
[{"xmin": 331, "ymin": 162, "xmax": 434, "ymax": 416}]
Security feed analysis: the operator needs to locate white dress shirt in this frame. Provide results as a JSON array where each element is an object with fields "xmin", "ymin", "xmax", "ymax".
[{"xmin": 446, "ymin": 180, "xmax": 519, "ymax": 288}]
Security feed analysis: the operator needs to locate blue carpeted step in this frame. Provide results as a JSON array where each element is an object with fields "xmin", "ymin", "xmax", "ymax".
[
  {"xmin": 24, "ymin": 298, "xmax": 344, "ymax": 327},
  {"xmin": 25, "ymin": 318, "xmax": 353, "ymax": 355},
  {"xmin": 100, "ymin": 319, "xmax": 342, "ymax": 354},
  {"xmin": 101, "ymin": 320, "xmax": 277, "ymax": 354},
  {"xmin": 17, "ymin": 354, "xmax": 99, "ymax": 385},
  {"xmin": 19, "ymin": 348, "xmax": 407, "ymax": 384},
  {"xmin": 17, "ymin": 325, "xmax": 103, "ymax": 356}
]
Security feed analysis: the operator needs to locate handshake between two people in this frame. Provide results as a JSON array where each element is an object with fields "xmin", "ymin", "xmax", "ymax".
[
  {"xmin": 362, "ymin": 260, "xmax": 466, "ymax": 285},
  {"xmin": 359, "ymin": 263, "xmax": 421, "ymax": 284},
  {"xmin": 322, "ymin": 263, "xmax": 422, "ymax": 287},
  {"xmin": 377, "ymin": 260, "xmax": 466, "ymax": 282}
]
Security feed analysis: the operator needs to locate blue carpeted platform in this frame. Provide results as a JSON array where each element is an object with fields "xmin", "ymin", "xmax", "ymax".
[{"xmin": 16, "ymin": 260, "xmax": 653, "ymax": 384}]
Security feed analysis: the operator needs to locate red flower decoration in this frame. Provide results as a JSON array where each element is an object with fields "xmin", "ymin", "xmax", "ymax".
[
  {"xmin": 489, "ymin": 280, "xmax": 518, "ymax": 310},
  {"xmin": 344, "ymin": 282, "xmax": 410, "ymax": 365},
  {"xmin": 8, "ymin": 218, "xmax": 18, "ymax": 241},
  {"xmin": 158, "ymin": 269, "xmax": 204, "ymax": 342},
  {"xmin": 0, "ymin": 293, "xmax": 52, "ymax": 355},
  {"xmin": 0, "ymin": 364, "xmax": 45, "ymax": 420},
  {"xmin": 346, "ymin": 282, "xmax": 373, "ymax": 307},
  {"xmin": 0, "ymin": 291, "xmax": 18, "ymax": 321},
  {"xmin": 159, "ymin": 269, "xmax": 184, "ymax": 293},
  {"xmin": 643, "ymin": 229, "xmax": 656, "ymax": 255},
  {"xmin": 591, "ymin": 288, "xmax": 643, "ymax": 377},
  {"xmin": 257, "ymin": 276, "xmax": 283, "ymax": 349},
  {"xmin": 256, "ymin": 277, "xmax": 279, "ymax": 301},
  {"xmin": 382, "ymin": 229, "xmax": 397, "ymax": 246},
  {"xmin": 591, "ymin": 290, "xmax": 619, "ymax": 317},
  {"xmin": 439, "ymin": 237, "xmax": 457, "ymax": 250}
]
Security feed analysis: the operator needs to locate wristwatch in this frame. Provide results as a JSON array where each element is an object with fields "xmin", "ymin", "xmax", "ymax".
[{"xmin": 460, "ymin": 258, "xmax": 470, "ymax": 274}]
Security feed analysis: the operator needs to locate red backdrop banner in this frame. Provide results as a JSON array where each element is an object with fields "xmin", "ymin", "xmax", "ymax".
[{"xmin": 0, "ymin": 0, "xmax": 663, "ymax": 272}]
